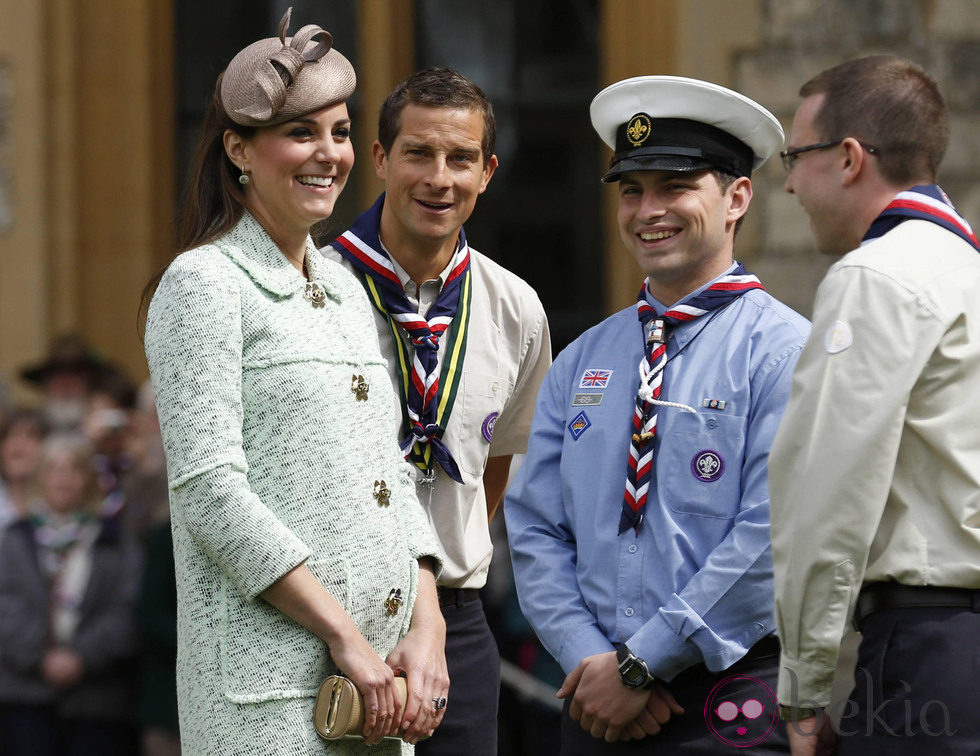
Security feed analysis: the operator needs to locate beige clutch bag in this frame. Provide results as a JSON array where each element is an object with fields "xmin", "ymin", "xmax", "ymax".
[{"xmin": 313, "ymin": 674, "xmax": 408, "ymax": 740}]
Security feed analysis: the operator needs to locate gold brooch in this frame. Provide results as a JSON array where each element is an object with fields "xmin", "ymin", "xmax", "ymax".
[
  {"xmin": 626, "ymin": 113, "xmax": 652, "ymax": 147},
  {"xmin": 304, "ymin": 281, "xmax": 326, "ymax": 309},
  {"xmin": 350, "ymin": 375, "xmax": 369, "ymax": 401},
  {"xmin": 373, "ymin": 479, "xmax": 391, "ymax": 507},
  {"xmin": 384, "ymin": 588, "xmax": 403, "ymax": 616}
]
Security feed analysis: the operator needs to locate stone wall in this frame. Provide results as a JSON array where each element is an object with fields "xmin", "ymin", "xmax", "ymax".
[{"xmin": 732, "ymin": 0, "xmax": 980, "ymax": 317}]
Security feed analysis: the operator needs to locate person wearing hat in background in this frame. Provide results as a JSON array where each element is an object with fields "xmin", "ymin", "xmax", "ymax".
[
  {"xmin": 770, "ymin": 56, "xmax": 980, "ymax": 755},
  {"xmin": 143, "ymin": 9, "xmax": 444, "ymax": 753},
  {"xmin": 324, "ymin": 67, "xmax": 551, "ymax": 756},
  {"xmin": 20, "ymin": 333, "xmax": 106, "ymax": 432},
  {"xmin": 506, "ymin": 76, "xmax": 810, "ymax": 753}
]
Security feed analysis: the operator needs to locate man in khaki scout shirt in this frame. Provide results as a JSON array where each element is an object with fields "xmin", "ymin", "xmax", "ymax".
[
  {"xmin": 769, "ymin": 55, "xmax": 980, "ymax": 755},
  {"xmin": 324, "ymin": 67, "xmax": 551, "ymax": 755}
]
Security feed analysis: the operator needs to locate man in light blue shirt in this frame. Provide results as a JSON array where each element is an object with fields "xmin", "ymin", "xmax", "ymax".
[{"xmin": 506, "ymin": 76, "xmax": 810, "ymax": 753}]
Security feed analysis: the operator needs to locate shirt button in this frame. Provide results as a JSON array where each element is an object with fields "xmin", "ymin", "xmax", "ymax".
[
  {"xmin": 491, "ymin": 380, "xmax": 500, "ymax": 392},
  {"xmin": 625, "ymin": 607, "xmax": 634, "ymax": 617},
  {"xmin": 706, "ymin": 418, "xmax": 718, "ymax": 429},
  {"xmin": 628, "ymin": 544, "xmax": 637, "ymax": 553}
]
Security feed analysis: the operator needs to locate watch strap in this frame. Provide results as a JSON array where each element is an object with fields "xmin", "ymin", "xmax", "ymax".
[
  {"xmin": 778, "ymin": 704, "xmax": 822, "ymax": 721},
  {"xmin": 614, "ymin": 644, "xmax": 658, "ymax": 690}
]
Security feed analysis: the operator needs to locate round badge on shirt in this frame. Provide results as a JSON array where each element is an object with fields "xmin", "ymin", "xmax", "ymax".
[
  {"xmin": 692, "ymin": 450, "xmax": 725, "ymax": 482},
  {"xmin": 824, "ymin": 320, "xmax": 853, "ymax": 354},
  {"xmin": 482, "ymin": 412, "xmax": 499, "ymax": 443}
]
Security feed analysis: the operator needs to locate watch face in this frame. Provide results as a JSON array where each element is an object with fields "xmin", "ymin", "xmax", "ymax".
[{"xmin": 621, "ymin": 659, "xmax": 648, "ymax": 688}]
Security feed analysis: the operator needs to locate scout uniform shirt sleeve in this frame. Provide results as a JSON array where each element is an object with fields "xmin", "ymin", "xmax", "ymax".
[
  {"xmin": 770, "ymin": 262, "xmax": 945, "ymax": 707},
  {"xmin": 627, "ymin": 340, "xmax": 805, "ymax": 681},
  {"xmin": 145, "ymin": 252, "xmax": 310, "ymax": 600},
  {"xmin": 488, "ymin": 302, "xmax": 552, "ymax": 457},
  {"xmin": 506, "ymin": 356, "xmax": 614, "ymax": 673}
]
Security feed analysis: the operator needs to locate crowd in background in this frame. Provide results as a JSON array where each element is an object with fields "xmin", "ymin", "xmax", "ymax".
[
  {"xmin": 0, "ymin": 333, "xmax": 180, "ymax": 756},
  {"xmin": 0, "ymin": 333, "xmax": 561, "ymax": 755}
]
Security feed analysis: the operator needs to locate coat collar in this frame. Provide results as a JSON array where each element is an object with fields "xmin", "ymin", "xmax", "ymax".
[{"xmin": 217, "ymin": 212, "xmax": 342, "ymax": 302}]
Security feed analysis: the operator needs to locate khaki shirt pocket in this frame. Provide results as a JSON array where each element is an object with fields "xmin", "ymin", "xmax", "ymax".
[{"xmin": 456, "ymin": 369, "xmax": 507, "ymax": 476}]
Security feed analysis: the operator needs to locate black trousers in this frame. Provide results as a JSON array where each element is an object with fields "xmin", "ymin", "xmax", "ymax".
[
  {"xmin": 415, "ymin": 595, "xmax": 499, "ymax": 756},
  {"xmin": 836, "ymin": 605, "xmax": 980, "ymax": 755},
  {"xmin": 561, "ymin": 642, "xmax": 789, "ymax": 754}
]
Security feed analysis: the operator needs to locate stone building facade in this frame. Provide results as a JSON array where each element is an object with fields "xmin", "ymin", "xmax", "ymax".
[{"xmin": 736, "ymin": 0, "xmax": 980, "ymax": 317}]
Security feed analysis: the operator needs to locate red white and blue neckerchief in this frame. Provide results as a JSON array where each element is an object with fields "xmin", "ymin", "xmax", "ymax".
[
  {"xmin": 863, "ymin": 184, "xmax": 979, "ymax": 252},
  {"xmin": 330, "ymin": 194, "xmax": 470, "ymax": 483},
  {"xmin": 620, "ymin": 265, "xmax": 763, "ymax": 534}
]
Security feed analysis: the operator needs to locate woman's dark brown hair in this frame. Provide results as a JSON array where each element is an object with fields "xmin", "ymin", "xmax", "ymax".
[{"xmin": 139, "ymin": 76, "xmax": 256, "ymax": 329}]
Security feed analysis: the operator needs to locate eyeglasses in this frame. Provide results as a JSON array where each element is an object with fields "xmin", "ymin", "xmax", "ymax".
[
  {"xmin": 780, "ymin": 139, "xmax": 879, "ymax": 172},
  {"xmin": 715, "ymin": 699, "xmax": 765, "ymax": 722}
]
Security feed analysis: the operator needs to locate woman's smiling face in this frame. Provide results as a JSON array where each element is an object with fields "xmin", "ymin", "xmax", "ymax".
[{"xmin": 230, "ymin": 101, "xmax": 355, "ymax": 243}]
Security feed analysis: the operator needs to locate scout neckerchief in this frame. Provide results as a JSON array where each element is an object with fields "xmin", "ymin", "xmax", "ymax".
[
  {"xmin": 31, "ymin": 508, "xmax": 100, "ymax": 641},
  {"xmin": 331, "ymin": 194, "xmax": 470, "ymax": 483},
  {"xmin": 620, "ymin": 266, "xmax": 763, "ymax": 534},
  {"xmin": 863, "ymin": 184, "xmax": 979, "ymax": 252}
]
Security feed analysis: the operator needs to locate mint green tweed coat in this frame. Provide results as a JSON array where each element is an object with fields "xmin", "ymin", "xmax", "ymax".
[{"xmin": 145, "ymin": 213, "xmax": 439, "ymax": 755}]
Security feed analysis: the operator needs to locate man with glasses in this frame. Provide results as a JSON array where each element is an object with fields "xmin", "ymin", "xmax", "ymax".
[
  {"xmin": 506, "ymin": 75, "xmax": 810, "ymax": 753},
  {"xmin": 770, "ymin": 55, "xmax": 980, "ymax": 755}
]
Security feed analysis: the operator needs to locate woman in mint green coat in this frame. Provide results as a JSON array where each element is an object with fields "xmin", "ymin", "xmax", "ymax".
[{"xmin": 143, "ymin": 11, "xmax": 447, "ymax": 755}]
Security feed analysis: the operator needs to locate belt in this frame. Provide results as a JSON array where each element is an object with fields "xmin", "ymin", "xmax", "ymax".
[
  {"xmin": 853, "ymin": 582, "xmax": 980, "ymax": 631},
  {"xmin": 436, "ymin": 587, "xmax": 481, "ymax": 608}
]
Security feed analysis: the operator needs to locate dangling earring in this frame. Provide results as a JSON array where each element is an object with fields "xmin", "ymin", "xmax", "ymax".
[{"xmin": 238, "ymin": 166, "xmax": 250, "ymax": 185}]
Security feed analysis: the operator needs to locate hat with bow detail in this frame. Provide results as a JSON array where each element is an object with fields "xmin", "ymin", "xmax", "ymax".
[{"xmin": 220, "ymin": 7, "xmax": 355, "ymax": 127}]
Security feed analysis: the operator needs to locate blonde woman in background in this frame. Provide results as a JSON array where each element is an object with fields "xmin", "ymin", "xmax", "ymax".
[{"xmin": 0, "ymin": 432, "xmax": 141, "ymax": 755}]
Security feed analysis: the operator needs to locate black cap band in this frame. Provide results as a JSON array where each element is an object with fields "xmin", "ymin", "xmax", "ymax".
[{"xmin": 604, "ymin": 116, "xmax": 755, "ymax": 182}]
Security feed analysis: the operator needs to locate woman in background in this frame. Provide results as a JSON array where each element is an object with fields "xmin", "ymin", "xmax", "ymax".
[
  {"xmin": 143, "ymin": 9, "xmax": 447, "ymax": 755},
  {"xmin": 0, "ymin": 433, "xmax": 140, "ymax": 756}
]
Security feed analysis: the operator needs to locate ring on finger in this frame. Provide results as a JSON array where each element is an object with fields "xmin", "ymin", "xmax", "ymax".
[{"xmin": 432, "ymin": 696, "xmax": 447, "ymax": 712}]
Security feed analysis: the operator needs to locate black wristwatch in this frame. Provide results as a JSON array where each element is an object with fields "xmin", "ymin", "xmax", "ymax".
[{"xmin": 615, "ymin": 644, "xmax": 658, "ymax": 690}]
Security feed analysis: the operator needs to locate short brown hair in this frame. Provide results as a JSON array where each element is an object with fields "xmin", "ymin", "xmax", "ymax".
[
  {"xmin": 377, "ymin": 67, "xmax": 496, "ymax": 164},
  {"xmin": 800, "ymin": 55, "xmax": 948, "ymax": 185}
]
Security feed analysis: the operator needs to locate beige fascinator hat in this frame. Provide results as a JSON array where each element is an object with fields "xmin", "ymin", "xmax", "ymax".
[{"xmin": 220, "ymin": 7, "xmax": 356, "ymax": 127}]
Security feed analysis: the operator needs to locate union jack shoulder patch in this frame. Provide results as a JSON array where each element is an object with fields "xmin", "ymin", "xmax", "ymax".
[{"xmin": 578, "ymin": 369, "xmax": 612, "ymax": 389}]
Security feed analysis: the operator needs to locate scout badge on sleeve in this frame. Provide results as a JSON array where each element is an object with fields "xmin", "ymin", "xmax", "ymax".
[{"xmin": 568, "ymin": 411, "xmax": 592, "ymax": 440}]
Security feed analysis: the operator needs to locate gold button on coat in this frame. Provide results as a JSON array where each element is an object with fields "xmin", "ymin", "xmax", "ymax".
[
  {"xmin": 384, "ymin": 588, "xmax": 403, "ymax": 616},
  {"xmin": 373, "ymin": 480, "xmax": 391, "ymax": 507},
  {"xmin": 350, "ymin": 374, "xmax": 369, "ymax": 401}
]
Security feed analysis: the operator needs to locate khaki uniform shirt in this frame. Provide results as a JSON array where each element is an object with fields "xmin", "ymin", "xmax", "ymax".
[
  {"xmin": 324, "ymin": 245, "xmax": 551, "ymax": 588},
  {"xmin": 769, "ymin": 219, "xmax": 980, "ymax": 706}
]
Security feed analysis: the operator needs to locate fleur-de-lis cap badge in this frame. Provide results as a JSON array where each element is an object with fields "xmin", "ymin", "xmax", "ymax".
[{"xmin": 626, "ymin": 112, "xmax": 652, "ymax": 146}]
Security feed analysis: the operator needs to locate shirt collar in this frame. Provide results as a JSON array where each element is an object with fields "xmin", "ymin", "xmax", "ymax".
[
  {"xmin": 218, "ymin": 211, "xmax": 342, "ymax": 302},
  {"xmin": 644, "ymin": 262, "xmax": 740, "ymax": 313},
  {"xmin": 383, "ymin": 238, "xmax": 454, "ymax": 296}
]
